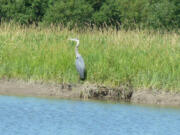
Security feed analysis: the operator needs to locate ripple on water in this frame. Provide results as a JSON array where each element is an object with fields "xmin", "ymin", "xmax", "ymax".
[{"xmin": 0, "ymin": 96, "xmax": 180, "ymax": 135}]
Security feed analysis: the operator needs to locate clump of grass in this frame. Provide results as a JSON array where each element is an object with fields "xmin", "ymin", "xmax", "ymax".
[{"xmin": 0, "ymin": 23, "xmax": 179, "ymax": 91}]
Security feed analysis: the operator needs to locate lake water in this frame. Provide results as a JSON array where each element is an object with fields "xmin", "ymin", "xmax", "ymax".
[{"xmin": 0, "ymin": 96, "xmax": 180, "ymax": 135}]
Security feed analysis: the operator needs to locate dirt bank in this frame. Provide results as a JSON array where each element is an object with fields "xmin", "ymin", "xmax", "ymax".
[{"xmin": 0, "ymin": 79, "xmax": 180, "ymax": 107}]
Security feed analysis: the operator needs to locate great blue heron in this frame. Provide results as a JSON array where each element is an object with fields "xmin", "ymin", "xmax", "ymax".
[{"xmin": 69, "ymin": 38, "xmax": 86, "ymax": 80}]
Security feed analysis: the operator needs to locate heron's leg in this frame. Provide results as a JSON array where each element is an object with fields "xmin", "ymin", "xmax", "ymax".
[{"xmin": 78, "ymin": 78, "xmax": 84, "ymax": 84}]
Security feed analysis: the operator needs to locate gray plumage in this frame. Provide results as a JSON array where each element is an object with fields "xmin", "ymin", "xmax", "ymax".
[
  {"xmin": 69, "ymin": 38, "xmax": 86, "ymax": 80},
  {"xmin": 75, "ymin": 55, "xmax": 86, "ymax": 80}
]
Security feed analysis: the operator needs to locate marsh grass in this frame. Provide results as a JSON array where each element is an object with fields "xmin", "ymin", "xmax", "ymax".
[{"xmin": 0, "ymin": 23, "xmax": 179, "ymax": 91}]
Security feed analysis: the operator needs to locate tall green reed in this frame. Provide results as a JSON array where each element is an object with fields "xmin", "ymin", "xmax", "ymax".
[{"xmin": 0, "ymin": 24, "xmax": 179, "ymax": 91}]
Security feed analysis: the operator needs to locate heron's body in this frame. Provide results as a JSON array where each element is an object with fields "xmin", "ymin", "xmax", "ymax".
[
  {"xmin": 69, "ymin": 38, "xmax": 86, "ymax": 80},
  {"xmin": 76, "ymin": 55, "xmax": 86, "ymax": 80}
]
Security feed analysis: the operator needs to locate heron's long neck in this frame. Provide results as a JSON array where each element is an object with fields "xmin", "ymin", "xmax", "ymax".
[{"xmin": 75, "ymin": 41, "xmax": 80, "ymax": 57}]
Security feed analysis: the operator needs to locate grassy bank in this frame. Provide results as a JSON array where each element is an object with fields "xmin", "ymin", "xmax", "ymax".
[{"xmin": 0, "ymin": 24, "xmax": 179, "ymax": 91}]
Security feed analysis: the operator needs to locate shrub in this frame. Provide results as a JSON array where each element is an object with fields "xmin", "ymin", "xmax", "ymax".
[
  {"xmin": 43, "ymin": 0, "xmax": 93, "ymax": 28},
  {"xmin": 0, "ymin": 0, "xmax": 179, "ymax": 29},
  {"xmin": 173, "ymin": 0, "xmax": 180, "ymax": 27},
  {"xmin": 145, "ymin": 0, "xmax": 177, "ymax": 29},
  {"xmin": 118, "ymin": 0, "xmax": 148, "ymax": 28},
  {"xmin": 0, "ymin": 0, "xmax": 48, "ymax": 24},
  {"xmin": 86, "ymin": 0, "xmax": 106, "ymax": 11},
  {"xmin": 92, "ymin": 0, "xmax": 121, "ymax": 27}
]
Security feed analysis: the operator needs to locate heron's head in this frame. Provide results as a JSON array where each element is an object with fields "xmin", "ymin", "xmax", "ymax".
[
  {"xmin": 69, "ymin": 38, "xmax": 80, "ymax": 48},
  {"xmin": 69, "ymin": 38, "xmax": 79, "ymax": 43}
]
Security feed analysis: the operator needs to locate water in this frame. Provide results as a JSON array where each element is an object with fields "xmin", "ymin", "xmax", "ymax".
[{"xmin": 0, "ymin": 96, "xmax": 180, "ymax": 135}]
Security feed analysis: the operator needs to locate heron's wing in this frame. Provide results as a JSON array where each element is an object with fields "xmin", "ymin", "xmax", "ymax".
[{"xmin": 75, "ymin": 56, "xmax": 86, "ymax": 79}]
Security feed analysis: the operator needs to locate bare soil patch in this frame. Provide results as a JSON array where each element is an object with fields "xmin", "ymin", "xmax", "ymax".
[
  {"xmin": 131, "ymin": 89, "xmax": 180, "ymax": 106},
  {"xmin": 0, "ymin": 79, "xmax": 180, "ymax": 107}
]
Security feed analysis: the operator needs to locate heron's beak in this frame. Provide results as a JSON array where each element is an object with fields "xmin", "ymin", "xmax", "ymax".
[
  {"xmin": 68, "ymin": 38, "xmax": 79, "ymax": 43},
  {"xmin": 69, "ymin": 38, "xmax": 77, "ymax": 40}
]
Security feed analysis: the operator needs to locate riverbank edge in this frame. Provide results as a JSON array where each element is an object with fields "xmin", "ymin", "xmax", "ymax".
[{"xmin": 0, "ymin": 79, "xmax": 180, "ymax": 107}]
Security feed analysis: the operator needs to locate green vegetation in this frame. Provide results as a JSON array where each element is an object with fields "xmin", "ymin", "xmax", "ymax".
[
  {"xmin": 0, "ymin": 24, "xmax": 179, "ymax": 91},
  {"xmin": 0, "ymin": 0, "xmax": 180, "ymax": 29}
]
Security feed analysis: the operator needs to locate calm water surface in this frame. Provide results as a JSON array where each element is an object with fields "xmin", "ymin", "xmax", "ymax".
[{"xmin": 0, "ymin": 95, "xmax": 180, "ymax": 135}]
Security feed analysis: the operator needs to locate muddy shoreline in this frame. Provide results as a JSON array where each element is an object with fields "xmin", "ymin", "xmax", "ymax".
[{"xmin": 0, "ymin": 79, "xmax": 180, "ymax": 107}]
